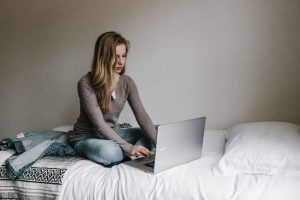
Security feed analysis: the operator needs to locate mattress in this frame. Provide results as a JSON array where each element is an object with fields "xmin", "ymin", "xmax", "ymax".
[
  {"xmin": 56, "ymin": 130, "xmax": 293, "ymax": 200},
  {"xmin": 2, "ymin": 130, "xmax": 300, "ymax": 200}
]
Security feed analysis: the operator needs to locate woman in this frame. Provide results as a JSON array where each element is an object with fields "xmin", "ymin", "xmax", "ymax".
[{"xmin": 68, "ymin": 31, "xmax": 157, "ymax": 166}]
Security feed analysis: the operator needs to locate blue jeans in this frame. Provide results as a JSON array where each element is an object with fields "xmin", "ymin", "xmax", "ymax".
[{"xmin": 73, "ymin": 127, "xmax": 152, "ymax": 166}]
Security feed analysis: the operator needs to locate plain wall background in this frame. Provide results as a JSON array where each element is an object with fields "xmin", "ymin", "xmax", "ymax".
[{"xmin": 0, "ymin": 0, "xmax": 299, "ymax": 138}]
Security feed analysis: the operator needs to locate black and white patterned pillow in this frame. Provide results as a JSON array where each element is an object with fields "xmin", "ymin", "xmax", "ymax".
[{"xmin": 119, "ymin": 123, "xmax": 132, "ymax": 128}]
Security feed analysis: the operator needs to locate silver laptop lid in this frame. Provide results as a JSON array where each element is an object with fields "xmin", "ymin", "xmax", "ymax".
[{"xmin": 154, "ymin": 117, "xmax": 206, "ymax": 173}]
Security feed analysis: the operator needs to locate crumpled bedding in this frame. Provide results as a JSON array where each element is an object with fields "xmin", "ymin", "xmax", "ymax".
[{"xmin": 59, "ymin": 130, "xmax": 300, "ymax": 200}]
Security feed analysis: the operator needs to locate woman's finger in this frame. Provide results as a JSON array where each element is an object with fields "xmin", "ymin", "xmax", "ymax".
[
  {"xmin": 138, "ymin": 148, "xmax": 151, "ymax": 156},
  {"xmin": 132, "ymin": 145, "xmax": 151, "ymax": 157}
]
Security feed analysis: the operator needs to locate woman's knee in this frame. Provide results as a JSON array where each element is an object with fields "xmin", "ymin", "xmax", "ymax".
[
  {"xmin": 77, "ymin": 139, "xmax": 124, "ymax": 165},
  {"xmin": 97, "ymin": 141, "xmax": 124, "ymax": 163},
  {"xmin": 118, "ymin": 128, "xmax": 143, "ymax": 144}
]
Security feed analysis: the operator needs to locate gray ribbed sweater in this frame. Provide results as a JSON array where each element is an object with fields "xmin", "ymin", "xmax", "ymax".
[{"xmin": 68, "ymin": 72, "xmax": 157, "ymax": 155}]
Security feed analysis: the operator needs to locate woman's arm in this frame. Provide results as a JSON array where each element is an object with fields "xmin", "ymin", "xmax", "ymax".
[
  {"xmin": 78, "ymin": 78, "xmax": 134, "ymax": 155},
  {"xmin": 127, "ymin": 77, "xmax": 157, "ymax": 146}
]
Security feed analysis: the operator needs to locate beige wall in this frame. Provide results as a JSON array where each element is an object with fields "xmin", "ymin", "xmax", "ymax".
[{"xmin": 0, "ymin": 0, "xmax": 299, "ymax": 138}]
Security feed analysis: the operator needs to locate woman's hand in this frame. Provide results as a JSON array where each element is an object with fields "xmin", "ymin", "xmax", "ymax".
[{"xmin": 130, "ymin": 145, "xmax": 152, "ymax": 160}]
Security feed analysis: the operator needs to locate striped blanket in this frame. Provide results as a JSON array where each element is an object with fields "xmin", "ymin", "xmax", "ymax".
[{"xmin": 0, "ymin": 156, "xmax": 82, "ymax": 200}]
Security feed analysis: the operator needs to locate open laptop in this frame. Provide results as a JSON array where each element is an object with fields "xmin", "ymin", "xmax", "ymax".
[{"xmin": 124, "ymin": 117, "xmax": 206, "ymax": 174}]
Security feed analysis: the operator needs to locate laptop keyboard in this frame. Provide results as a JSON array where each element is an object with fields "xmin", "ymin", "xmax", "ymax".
[{"xmin": 142, "ymin": 161, "xmax": 155, "ymax": 168}]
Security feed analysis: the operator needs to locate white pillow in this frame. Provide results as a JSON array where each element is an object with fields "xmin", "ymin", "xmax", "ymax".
[{"xmin": 212, "ymin": 122, "xmax": 300, "ymax": 178}]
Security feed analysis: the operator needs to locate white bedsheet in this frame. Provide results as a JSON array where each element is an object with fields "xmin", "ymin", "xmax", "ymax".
[{"xmin": 59, "ymin": 130, "xmax": 300, "ymax": 200}]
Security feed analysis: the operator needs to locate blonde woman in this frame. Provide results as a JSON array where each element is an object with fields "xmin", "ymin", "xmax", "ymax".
[{"xmin": 68, "ymin": 31, "xmax": 157, "ymax": 166}]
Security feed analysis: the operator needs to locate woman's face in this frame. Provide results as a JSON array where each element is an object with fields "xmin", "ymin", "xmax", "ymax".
[{"xmin": 115, "ymin": 44, "xmax": 126, "ymax": 74}]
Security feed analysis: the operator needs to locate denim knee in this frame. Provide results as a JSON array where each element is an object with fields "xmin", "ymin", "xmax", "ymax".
[
  {"xmin": 96, "ymin": 141, "xmax": 124, "ymax": 164},
  {"xmin": 75, "ymin": 139, "xmax": 124, "ymax": 166}
]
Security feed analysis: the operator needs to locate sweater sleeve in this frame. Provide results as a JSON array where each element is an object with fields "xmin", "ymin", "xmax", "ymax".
[
  {"xmin": 127, "ymin": 77, "xmax": 157, "ymax": 146},
  {"xmin": 78, "ymin": 78, "xmax": 134, "ymax": 155}
]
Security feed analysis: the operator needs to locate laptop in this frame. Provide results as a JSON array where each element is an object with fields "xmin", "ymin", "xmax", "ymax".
[{"xmin": 124, "ymin": 117, "xmax": 206, "ymax": 174}]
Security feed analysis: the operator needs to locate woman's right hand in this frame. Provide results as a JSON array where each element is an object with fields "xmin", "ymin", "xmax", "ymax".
[{"xmin": 129, "ymin": 145, "xmax": 152, "ymax": 160}]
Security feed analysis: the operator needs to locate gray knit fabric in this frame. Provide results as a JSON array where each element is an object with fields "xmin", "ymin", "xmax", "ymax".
[{"xmin": 68, "ymin": 72, "xmax": 157, "ymax": 155}]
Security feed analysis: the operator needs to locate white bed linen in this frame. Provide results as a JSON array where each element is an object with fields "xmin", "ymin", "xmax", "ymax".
[{"xmin": 59, "ymin": 130, "xmax": 300, "ymax": 200}]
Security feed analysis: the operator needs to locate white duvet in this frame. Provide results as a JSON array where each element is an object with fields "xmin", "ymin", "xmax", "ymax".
[{"xmin": 59, "ymin": 130, "xmax": 300, "ymax": 200}]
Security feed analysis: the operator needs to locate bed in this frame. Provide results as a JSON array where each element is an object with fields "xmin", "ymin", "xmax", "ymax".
[{"xmin": 1, "ymin": 122, "xmax": 300, "ymax": 200}]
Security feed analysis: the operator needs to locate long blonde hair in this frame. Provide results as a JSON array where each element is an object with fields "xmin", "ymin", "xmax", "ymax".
[{"xmin": 91, "ymin": 31, "xmax": 130, "ymax": 113}]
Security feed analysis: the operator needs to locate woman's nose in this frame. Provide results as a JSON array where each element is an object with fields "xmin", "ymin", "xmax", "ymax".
[{"xmin": 117, "ymin": 57, "xmax": 124, "ymax": 64}]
